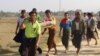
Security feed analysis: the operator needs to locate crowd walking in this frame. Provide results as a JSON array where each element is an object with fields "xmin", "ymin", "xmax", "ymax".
[{"xmin": 13, "ymin": 8, "xmax": 99, "ymax": 56}]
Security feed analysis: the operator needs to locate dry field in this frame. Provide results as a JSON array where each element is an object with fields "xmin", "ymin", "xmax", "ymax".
[{"xmin": 0, "ymin": 17, "xmax": 100, "ymax": 56}]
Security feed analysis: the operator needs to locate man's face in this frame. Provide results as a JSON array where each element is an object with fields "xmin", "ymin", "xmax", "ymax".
[
  {"xmin": 88, "ymin": 15, "xmax": 92, "ymax": 19},
  {"xmin": 64, "ymin": 14, "xmax": 69, "ymax": 19},
  {"xmin": 84, "ymin": 13, "xmax": 86, "ymax": 17},
  {"xmin": 46, "ymin": 13, "xmax": 51, "ymax": 18},
  {"xmin": 21, "ymin": 12, "xmax": 26, "ymax": 16},
  {"xmin": 75, "ymin": 12, "xmax": 81, "ymax": 19},
  {"xmin": 30, "ymin": 13, "xmax": 37, "ymax": 20}
]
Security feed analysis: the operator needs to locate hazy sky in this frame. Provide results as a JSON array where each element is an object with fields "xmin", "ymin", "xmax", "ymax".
[{"xmin": 0, "ymin": 0, "xmax": 100, "ymax": 12}]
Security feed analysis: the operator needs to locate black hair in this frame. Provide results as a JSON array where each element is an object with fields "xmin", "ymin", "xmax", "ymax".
[
  {"xmin": 87, "ymin": 12, "xmax": 93, "ymax": 16},
  {"xmin": 45, "ymin": 10, "xmax": 51, "ymax": 14},
  {"xmin": 84, "ymin": 13, "xmax": 87, "ymax": 15},
  {"xmin": 29, "ymin": 11, "xmax": 37, "ymax": 16},
  {"xmin": 21, "ymin": 10, "xmax": 26, "ymax": 13},
  {"xmin": 32, "ymin": 8, "xmax": 37, "ymax": 12},
  {"xmin": 75, "ymin": 11, "xmax": 80, "ymax": 14},
  {"xmin": 64, "ymin": 12, "xmax": 69, "ymax": 15}
]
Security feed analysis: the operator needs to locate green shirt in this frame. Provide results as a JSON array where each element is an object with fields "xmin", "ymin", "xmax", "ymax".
[
  {"xmin": 24, "ymin": 19, "xmax": 41, "ymax": 38},
  {"xmin": 36, "ymin": 15, "xmax": 41, "ymax": 23}
]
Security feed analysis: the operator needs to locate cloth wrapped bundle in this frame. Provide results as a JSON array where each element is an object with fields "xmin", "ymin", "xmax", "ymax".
[
  {"xmin": 40, "ymin": 17, "xmax": 56, "ymax": 27},
  {"xmin": 40, "ymin": 21, "xmax": 54, "ymax": 27}
]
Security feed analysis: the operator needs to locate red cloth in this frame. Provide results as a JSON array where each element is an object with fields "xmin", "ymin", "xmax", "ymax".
[
  {"xmin": 44, "ymin": 17, "xmax": 51, "ymax": 21},
  {"xmin": 61, "ymin": 18, "xmax": 68, "ymax": 24}
]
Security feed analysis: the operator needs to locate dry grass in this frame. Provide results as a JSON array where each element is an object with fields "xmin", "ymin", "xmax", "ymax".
[
  {"xmin": 0, "ymin": 17, "xmax": 61, "ymax": 56},
  {"xmin": 0, "ymin": 17, "xmax": 100, "ymax": 56}
]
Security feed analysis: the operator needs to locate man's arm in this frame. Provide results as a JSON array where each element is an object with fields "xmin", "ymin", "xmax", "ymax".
[
  {"xmin": 36, "ymin": 23, "xmax": 41, "ymax": 47},
  {"xmin": 15, "ymin": 23, "xmax": 19, "ymax": 35},
  {"xmin": 82, "ymin": 21, "xmax": 86, "ymax": 35},
  {"xmin": 59, "ymin": 26, "xmax": 62, "ymax": 37},
  {"xmin": 36, "ymin": 34, "xmax": 40, "ymax": 48},
  {"xmin": 42, "ymin": 28, "xmax": 47, "ymax": 35},
  {"xmin": 20, "ymin": 20, "xmax": 26, "ymax": 29},
  {"xmin": 91, "ymin": 19, "xmax": 96, "ymax": 31}
]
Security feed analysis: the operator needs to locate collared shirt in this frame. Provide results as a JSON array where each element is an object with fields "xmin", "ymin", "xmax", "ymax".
[{"xmin": 24, "ymin": 19, "xmax": 41, "ymax": 38}]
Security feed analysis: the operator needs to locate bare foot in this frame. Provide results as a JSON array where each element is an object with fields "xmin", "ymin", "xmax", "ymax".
[
  {"xmin": 95, "ymin": 42, "xmax": 98, "ymax": 45},
  {"xmin": 54, "ymin": 52, "xmax": 57, "ymax": 55},
  {"xmin": 76, "ymin": 53, "xmax": 79, "ymax": 56},
  {"xmin": 64, "ymin": 50, "xmax": 68, "ymax": 54},
  {"xmin": 46, "ymin": 54, "xmax": 49, "ymax": 56},
  {"xmin": 86, "ymin": 44, "xmax": 89, "ymax": 46}
]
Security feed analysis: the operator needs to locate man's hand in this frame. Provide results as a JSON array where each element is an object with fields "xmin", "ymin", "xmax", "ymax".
[
  {"xmin": 59, "ymin": 32, "xmax": 61, "ymax": 37},
  {"xmin": 36, "ymin": 43, "xmax": 39, "ymax": 49},
  {"xmin": 15, "ymin": 31, "xmax": 17, "ymax": 35},
  {"xmin": 42, "ymin": 32, "xmax": 44, "ymax": 35}
]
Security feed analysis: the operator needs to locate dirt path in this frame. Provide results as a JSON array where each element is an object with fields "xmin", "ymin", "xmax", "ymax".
[
  {"xmin": 0, "ymin": 35, "xmax": 100, "ymax": 56},
  {"xmin": 0, "ymin": 19, "xmax": 100, "ymax": 56},
  {"xmin": 42, "ymin": 39, "xmax": 100, "ymax": 56},
  {"xmin": 0, "ymin": 39, "xmax": 100, "ymax": 56},
  {"xmin": 42, "ymin": 31, "xmax": 100, "ymax": 56}
]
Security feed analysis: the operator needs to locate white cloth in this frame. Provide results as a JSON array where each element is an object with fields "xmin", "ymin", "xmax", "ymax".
[
  {"xmin": 17, "ymin": 17, "xmax": 25, "ymax": 27},
  {"xmin": 84, "ymin": 16, "xmax": 88, "ymax": 22},
  {"xmin": 87, "ymin": 17, "xmax": 96, "ymax": 31},
  {"xmin": 93, "ymin": 17, "xmax": 98, "ymax": 24},
  {"xmin": 41, "ymin": 17, "xmax": 55, "ymax": 27},
  {"xmin": 92, "ymin": 17, "xmax": 97, "ymax": 31},
  {"xmin": 75, "ymin": 21, "xmax": 79, "ymax": 30},
  {"xmin": 87, "ymin": 18, "xmax": 92, "ymax": 27},
  {"xmin": 97, "ymin": 16, "xmax": 100, "ymax": 21}
]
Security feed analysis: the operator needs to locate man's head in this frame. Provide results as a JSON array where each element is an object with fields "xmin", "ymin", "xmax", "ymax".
[
  {"xmin": 87, "ymin": 13, "xmax": 93, "ymax": 19},
  {"xmin": 21, "ymin": 10, "xmax": 26, "ymax": 16},
  {"xmin": 32, "ymin": 8, "xmax": 37, "ymax": 12},
  {"xmin": 64, "ymin": 12, "xmax": 69, "ymax": 19},
  {"xmin": 84, "ymin": 13, "xmax": 87, "ymax": 17},
  {"xmin": 45, "ymin": 10, "xmax": 51, "ymax": 18},
  {"xmin": 75, "ymin": 11, "xmax": 82, "ymax": 19},
  {"xmin": 29, "ymin": 11, "xmax": 37, "ymax": 21}
]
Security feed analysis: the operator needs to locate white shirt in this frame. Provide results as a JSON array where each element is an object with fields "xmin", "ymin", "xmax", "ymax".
[
  {"xmin": 17, "ymin": 17, "xmax": 25, "ymax": 27},
  {"xmin": 41, "ymin": 17, "xmax": 56, "ymax": 27},
  {"xmin": 84, "ymin": 16, "xmax": 88, "ymax": 22},
  {"xmin": 97, "ymin": 16, "xmax": 100, "ymax": 21},
  {"xmin": 75, "ymin": 21, "xmax": 80, "ymax": 30},
  {"xmin": 87, "ymin": 17, "xmax": 97, "ymax": 31},
  {"xmin": 93, "ymin": 17, "xmax": 97, "ymax": 24},
  {"xmin": 87, "ymin": 18, "xmax": 92, "ymax": 27}
]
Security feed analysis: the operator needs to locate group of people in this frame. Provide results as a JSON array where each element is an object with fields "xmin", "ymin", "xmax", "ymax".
[
  {"xmin": 59, "ymin": 11, "xmax": 99, "ymax": 56},
  {"xmin": 15, "ymin": 8, "xmax": 99, "ymax": 56}
]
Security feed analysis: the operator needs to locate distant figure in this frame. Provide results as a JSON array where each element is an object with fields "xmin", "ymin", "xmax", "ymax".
[
  {"xmin": 86, "ymin": 13, "xmax": 98, "ymax": 46},
  {"xmin": 92, "ymin": 15, "xmax": 99, "ymax": 39},
  {"xmin": 15, "ymin": 10, "xmax": 26, "ymax": 56},
  {"xmin": 97, "ymin": 21, "xmax": 100, "ymax": 30},
  {"xmin": 32, "ymin": 8, "xmax": 41, "ymax": 23},
  {"xmin": 15, "ymin": 10, "xmax": 26, "ymax": 35},
  {"xmin": 97, "ymin": 13, "xmax": 100, "ymax": 30},
  {"xmin": 82, "ymin": 13, "xmax": 88, "ymax": 40},
  {"xmin": 71, "ymin": 11, "xmax": 85, "ymax": 55},
  {"xmin": 21, "ymin": 11, "xmax": 41, "ymax": 56},
  {"xmin": 31, "ymin": 8, "xmax": 42, "ymax": 54},
  {"xmin": 42, "ymin": 10, "xmax": 57, "ymax": 56},
  {"xmin": 59, "ymin": 12, "xmax": 72, "ymax": 53},
  {"xmin": 83, "ymin": 13, "xmax": 88, "ymax": 21}
]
